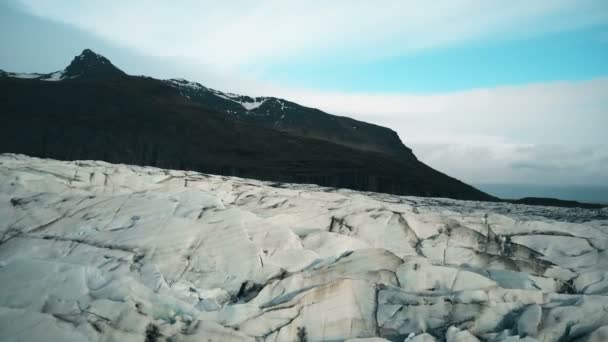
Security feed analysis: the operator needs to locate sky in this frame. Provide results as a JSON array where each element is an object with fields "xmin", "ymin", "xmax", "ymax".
[{"xmin": 1, "ymin": 0, "xmax": 607, "ymax": 198}]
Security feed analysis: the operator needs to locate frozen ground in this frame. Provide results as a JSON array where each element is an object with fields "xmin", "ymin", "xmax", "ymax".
[{"xmin": 0, "ymin": 154, "xmax": 607, "ymax": 342}]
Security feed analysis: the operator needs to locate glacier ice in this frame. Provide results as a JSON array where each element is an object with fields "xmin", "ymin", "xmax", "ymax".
[{"xmin": 0, "ymin": 154, "xmax": 607, "ymax": 341}]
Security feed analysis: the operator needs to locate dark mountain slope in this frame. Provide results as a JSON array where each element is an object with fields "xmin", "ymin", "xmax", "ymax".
[
  {"xmin": 165, "ymin": 79, "xmax": 413, "ymax": 158},
  {"xmin": 0, "ymin": 50, "xmax": 495, "ymax": 201},
  {"xmin": 63, "ymin": 48, "xmax": 126, "ymax": 79}
]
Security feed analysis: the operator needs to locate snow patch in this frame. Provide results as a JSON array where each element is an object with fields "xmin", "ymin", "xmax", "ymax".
[
  {"xmin": 6, "ymin": 72, "xmax": 42, "ymax": 79},
  {"xmin": 3, "ymin": 70, "xmax": 66, "ymax": 81},
  {"xmin": 41, "ymin": 71, "xmax": 65, "ymax": 81},
  {"xmin": 164, "ymin": 77, "xmax": 276, "ymax": 113},
  {"xmin": 166, "ymin": 78, "xmax": 207, "ymax": 91},
  {"xmin": 239, "ymin": 99, "xmax": 266, "ymax": 111}
]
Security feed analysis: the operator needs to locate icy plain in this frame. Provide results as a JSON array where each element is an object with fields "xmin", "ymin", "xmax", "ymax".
[{"xmin": 1, "ymin": 154, "xmax": 607, "ymax": 342}]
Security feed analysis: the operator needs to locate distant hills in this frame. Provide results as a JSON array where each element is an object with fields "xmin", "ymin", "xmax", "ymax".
[
  {"xmin": 509, "ymin": 197, "xmax": 605, "ymax": 209},
  {"xmin": 476, "ymin": 183, "xmax": 608, "ymax": 206}
]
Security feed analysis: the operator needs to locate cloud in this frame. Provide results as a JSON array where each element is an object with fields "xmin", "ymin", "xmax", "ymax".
[
  {"xmin": 16, "ymin": 0, "xmax": 608, "ymax": 68},
  {"xmin": 272, "ymin": 77, "xmax": 608, "ymax": 144},
  {"xmin": 259, "ymin": 78, "xmax": 608, "ymax": 185},
  {"xmin": 411, "ymin": 143, "xmax": 608, "ymax": 186}
]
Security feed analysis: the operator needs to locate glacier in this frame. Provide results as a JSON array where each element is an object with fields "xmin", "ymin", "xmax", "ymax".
[{"xmin": 0, "ymin": 154, "xmax": 607, "ymax": 342}]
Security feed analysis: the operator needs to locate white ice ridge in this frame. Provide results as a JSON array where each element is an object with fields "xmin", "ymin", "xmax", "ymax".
[
  {"xmin": 4, "ymin": 70, "xmax": 66, "ymax": 81},
  {"xmin": 1, "ymin": 154, "xmax": 607, "ymax": 341}
]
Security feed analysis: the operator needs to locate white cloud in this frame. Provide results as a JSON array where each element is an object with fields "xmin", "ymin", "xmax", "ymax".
[
  {"xmin": 272, "ymin": 77, "xmax": 608, "ymax": 143},
  {"xmin": 17, "ymin": 0, "xmax": 608, "ymax": 68},
  {"xmin": 411, "ymin": 142, "xmax": 608, "ymax": 186},
  {"xmin": 260, "ymin": 78, "xmax": 608, "ymax": 185}
]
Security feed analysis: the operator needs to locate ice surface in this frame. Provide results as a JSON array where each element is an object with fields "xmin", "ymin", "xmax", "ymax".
[{"xmin": 0, "ymin": 154, "xmax": 607, "ymax": 341}]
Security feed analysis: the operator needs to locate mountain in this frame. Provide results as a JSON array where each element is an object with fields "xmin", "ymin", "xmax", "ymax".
[
  {"xmin": 1, "ymin": 154, "xmax": 607, "ymax": 341},
  {"xmin": 164, "ymin": 78, "xmax": 412, "ymax": 158},
  {"xmin": 0, "ymin": 49, "xmax": 494, "ymax": 201},
  {"xmin": 0, "ymin": 49, "xmax": 125, "ymax": 81},
  {"xmin": 63, "ymin": 48, "xmax": 126, "ymax": 79}
]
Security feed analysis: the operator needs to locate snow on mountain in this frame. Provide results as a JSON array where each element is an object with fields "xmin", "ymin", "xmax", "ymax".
[
  {"xmin": 5, "ymin": 72, "xmax": 43, "ymax": 79},
  {"xmin": 42, "ymin": 71, "xmax": 65, "ymax": 81},
  {"xmin": 1, "ymin": 154, "xmax": 607, "ymax": 341},
  {"xmin": 166, "ymin": 78, "xmax": 208, "ymax": 90},
  {"xmin": 1, "ymin": 70, "xmax": 67, "ymax": 81},
  {"xmin": 239, "ymin": 98, "xmax": 266, "ymax": 111},
  {"xmin": 165, "ymin": 78, "xmax": 270, "ymax": 112},
  {"xmin": 3, "ymin": 49, "xmax": 285, "ymax": 116}
]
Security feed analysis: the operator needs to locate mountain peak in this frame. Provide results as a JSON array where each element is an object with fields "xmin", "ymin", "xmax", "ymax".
[{"xmin": 63, "ymin": 49, "xmax": 126, "ymax": 79}]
